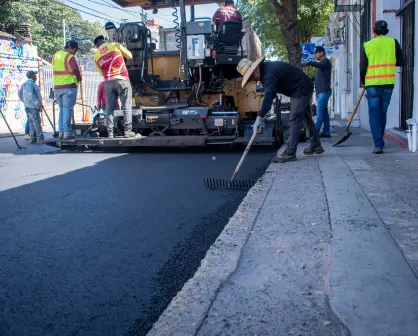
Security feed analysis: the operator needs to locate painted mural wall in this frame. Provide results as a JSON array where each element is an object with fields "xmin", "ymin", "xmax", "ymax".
[{"xmin": 0, "ymin": 35, "xmax": 39, "ymax": 132}]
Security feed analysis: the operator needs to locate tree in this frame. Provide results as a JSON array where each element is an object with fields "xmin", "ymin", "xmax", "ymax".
[
  {"xmin": 1, "ymin": 0, "xmax": 105, "ymax": 56},
  {"xmin": 238, "ymin": 0, "xmax": 333, "ymax": 68}
]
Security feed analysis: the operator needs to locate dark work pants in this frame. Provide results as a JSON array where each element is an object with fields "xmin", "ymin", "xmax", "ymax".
[
  {"xmin": 104, "ymin": 79, "xmax": 133, "ymax": 134},
  {"xmin": 286, "ymin": 92, "xmax": 321, "ymax": 155}
]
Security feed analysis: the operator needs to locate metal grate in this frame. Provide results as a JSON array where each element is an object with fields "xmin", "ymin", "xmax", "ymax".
[{"xmin": 399, "ymin": 0, "xmax": 415, "ymax": 130}]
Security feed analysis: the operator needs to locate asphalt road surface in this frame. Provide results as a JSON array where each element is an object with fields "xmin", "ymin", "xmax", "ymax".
[{"xmin": 0, "ymin": 135, "xmax": 276, "ymax": 336}]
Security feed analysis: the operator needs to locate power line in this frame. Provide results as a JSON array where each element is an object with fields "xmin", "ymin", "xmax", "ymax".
[
  {"xmin": 65, "ymin": 0, "xmax": 120, "ymax": 21},
  {"xmin": 98, "ymin": 0, "xmax": 175, "ymax": 26},
  {"xmin": 51, "ymin": 0, "xmax": 111, "ymax": 21},
  {"xmin": 86, "ymin": 0, "xmax": 143, "ymax": 21},
  {"xmin": 92, "ymin": 0, "xmax": 143, "ymax": 17}
]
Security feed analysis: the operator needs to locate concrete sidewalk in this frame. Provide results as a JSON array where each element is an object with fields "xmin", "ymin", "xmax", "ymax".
[{"xmin": 147, "ymin": 126, "xmax": 418, "ymax": 336}]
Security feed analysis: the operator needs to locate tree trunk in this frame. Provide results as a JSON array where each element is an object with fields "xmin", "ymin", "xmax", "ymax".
[{"xmin": 269, "ymin": 0, "xmax": 301, "ymax": 69}]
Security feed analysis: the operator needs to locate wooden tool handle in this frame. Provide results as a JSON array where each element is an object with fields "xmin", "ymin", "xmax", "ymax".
[
  {"xmin": 348, "ymin": 87, "xmax": 366, "ymax": 124},
  {"xmin": 230, "ymin": 130, "xmax": 258, "ymax": 182}
]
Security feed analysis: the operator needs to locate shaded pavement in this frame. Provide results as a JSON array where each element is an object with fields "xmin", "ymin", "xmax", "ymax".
[{"xmin": 0, "ymin": 133, "xmax": 277, "ymax": 336}]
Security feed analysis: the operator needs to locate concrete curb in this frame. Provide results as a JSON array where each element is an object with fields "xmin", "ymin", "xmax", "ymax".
[
  {"xmin": 146, "ymin": 150, "xmax": 281, "ymax": 336},
  {"xmin": 384, "ymin": 129, "xmax": 408, "ymax": 149}
]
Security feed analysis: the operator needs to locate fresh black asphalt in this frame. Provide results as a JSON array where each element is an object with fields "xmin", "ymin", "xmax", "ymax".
[{"xmin": 0, "ymin": 136, "xmax": 276, "ymax": 336}]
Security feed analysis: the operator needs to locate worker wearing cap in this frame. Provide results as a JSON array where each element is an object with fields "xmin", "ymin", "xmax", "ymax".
[
  {"xmin": 105, "ymin": 21, "xmax": 118, "ymax": 42},
  {"xmin": 52, "ymin": 40, "xmax": 82, "ymax": 140},
  {"xmin": 212, "ymin": 0, "xmax": 243, "ymax": 31},
  {"xmin": 360, "ymin": 20, "xmax": 404, "ymax": 154},
  {"xmin": 237, "ymin": 58, "xmax": 324, "ymax": 163},
  {"xmin": 304, "ymin": 46, "xmax": 332, "ymax": 138},
  {"xmin": 93, "ymin": 35, "xmax": 135, "ymax": 138},
  {"xmin": 18, "ymin": 70, "xmax": 44, "ymax": 143}
]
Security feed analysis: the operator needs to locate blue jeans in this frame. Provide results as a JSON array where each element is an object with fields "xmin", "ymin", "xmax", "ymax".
[
  {"xmin": 25, "ymin": 108, "xmax": 30, "ymax": 135},
  {"xmin": 54, "ymin": 88, "xmax": 77, "ymax": 135},
  {"xmin": 315, "ymin": 89, "xmax": 332, "ymax": 135},
  {"xmin": 366, "ymin": 87, "xmax": 393, "ymax": 148}
]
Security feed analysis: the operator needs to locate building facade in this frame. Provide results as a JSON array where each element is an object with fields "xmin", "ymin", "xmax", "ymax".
[{"xmin": 327, "ymin": 0, "xmax": 416, "ymax": 133}]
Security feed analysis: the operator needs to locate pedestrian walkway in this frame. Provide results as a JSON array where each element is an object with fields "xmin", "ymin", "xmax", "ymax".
[{"xmin": 147, "ymin": 126, "xmax": 418, "ymax": 336}]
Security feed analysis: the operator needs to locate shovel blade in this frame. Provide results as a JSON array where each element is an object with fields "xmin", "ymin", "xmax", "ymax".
[{"xmin": 332, "ymin": 131, "xmax": 352, "ymax": 147}]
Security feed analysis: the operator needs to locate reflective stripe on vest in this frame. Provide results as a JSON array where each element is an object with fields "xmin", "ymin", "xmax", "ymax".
[
  {"xmin": 52, "ymin": 50, "xmax": 77, "ymax": 86},
  {"xmin": 364, "ymin": 36, "xmax": 396, "ymax": 86}
]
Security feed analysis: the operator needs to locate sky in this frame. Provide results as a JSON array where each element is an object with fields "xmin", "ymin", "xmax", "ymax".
[{"xmin": 64, "ymin": 0, "xmax": 219, "ymax": 28}]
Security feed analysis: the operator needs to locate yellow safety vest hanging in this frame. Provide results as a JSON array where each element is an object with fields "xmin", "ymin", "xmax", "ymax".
[
  {"xmin": 52, "ymin": 50, "xmax": 78, "ymax": 87},
  {"xmin": 364, "ymin": 36, "xmax": 397, "ymax": 86}
]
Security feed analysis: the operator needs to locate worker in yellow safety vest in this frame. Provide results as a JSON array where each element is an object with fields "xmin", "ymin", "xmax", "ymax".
[
  {"xmin": 360, "ymin": 20, "xmax": 404, "ymax": 154},
  {"xmin": 52, "ymin": 40, "xmax": 82, "ymax": 140}
]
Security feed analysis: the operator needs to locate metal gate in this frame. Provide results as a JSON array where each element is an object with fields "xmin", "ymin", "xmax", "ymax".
[
  {"xmin": 42, "ymin": 59, "xmax": 54, "ymax": 101},
  {"xmin": 398, "ymin": 0, "xmax": 415, "ymax": 130},
  {"xmin": 41, "ymin": 58, "xmax": 102, "ymax": 122}
]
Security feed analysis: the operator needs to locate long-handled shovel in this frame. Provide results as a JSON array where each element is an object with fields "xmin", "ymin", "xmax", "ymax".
[
  {"xmin": 204, "ymin": 129, "xmax": 258, "ymax": 190},
  {"xmin": 333, "ymin": 87, "xmax": 366, "ymax": 147},
  {"xmin": 41, "ymin": 106, "xmax": 59, "ymax": 138},
  {"xmin": 0, "ymin": 108, "xmax": 25, "ymax": 150}
]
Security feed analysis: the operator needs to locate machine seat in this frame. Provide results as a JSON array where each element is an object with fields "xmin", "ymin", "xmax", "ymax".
[
  {"xmin": 217, "ymin": 20, "xmax": 244, "ymax": 56},
  {"xmin": 217, "ymin": 20, "xmax": 243, "ymax": 47}
]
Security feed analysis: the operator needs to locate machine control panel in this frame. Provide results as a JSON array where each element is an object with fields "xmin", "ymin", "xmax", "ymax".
[
  {"xmin": 186, "ymin": 21, "xmax": 212, "ymax": 35},
  {"xmin": 187, "ymin": 35, "xmax": 205, "ymax": 60}
]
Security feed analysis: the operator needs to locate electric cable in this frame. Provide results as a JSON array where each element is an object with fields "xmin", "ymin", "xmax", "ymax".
[
  {"xmin": 51, "ymin": 0, "xmax": 113, "ymax": 21},
  {"xmin": 65, "ymin": 0, "xmax": 120, "ymax": 20},
  {"xmin": 88, "ymin": 0, "xmax": 143, "ymax": 20},
  {"xmin": 345, "ymin": 13, "xmax": 360, "ymax": 38}
]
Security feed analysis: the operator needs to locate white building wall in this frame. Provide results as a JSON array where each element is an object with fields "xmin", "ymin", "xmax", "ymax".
[
  {"xmin": 414, "ymin": 0, "xmax": 418, "ymax": 119},
  {"xmin": 382, "ymin": 0, "xmax": 402, "ymax": 130},
  {"xmin": 331, "ymin": 0, "xmax": 404, "ymax": 131}
]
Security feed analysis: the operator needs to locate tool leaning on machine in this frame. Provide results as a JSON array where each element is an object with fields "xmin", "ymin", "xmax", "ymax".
[{"xmin": 42, "ymin": 0, "xmax": 292, "ymax": 151}]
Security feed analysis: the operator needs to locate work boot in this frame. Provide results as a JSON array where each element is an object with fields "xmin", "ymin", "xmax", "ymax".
[
  {"xmin": 25, "ymin": 134, "xmax": 30, "ymax": 140},
  {"xmin": 272, "ymin": 152, "xmax": 296, "ymax": 163},
  {"xmin": 303, "ymin": 144, "xmax": 325, "ymax": 155},
  {"xmin": 124, "ymin": 131, "xmax": 136, "ymax": 138},
  {"xmin": 372, "ymin": 147, "xmax": 383, "ymax": 154},
  {"xmin": 319, "ymin": 133, "xmax": 331, "ymax": 138},
  {"xmin": 59, "ymin": 132, "xmax": 64, "ymax": 139}
]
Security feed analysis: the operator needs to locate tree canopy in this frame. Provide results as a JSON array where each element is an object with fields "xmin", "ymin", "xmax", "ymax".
[
  {"xmin": 237, "ymin": 0, "xmax": 334, "ymax": 63},
  {"xmin": 1, "ymin": 0, "xmax": 106, "ymax": 57}
]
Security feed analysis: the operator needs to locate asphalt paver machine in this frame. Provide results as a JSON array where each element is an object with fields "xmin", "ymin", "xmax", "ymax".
[{"xmin": 44, "ymin": 0, "xmax": 289, "ymax": 150}]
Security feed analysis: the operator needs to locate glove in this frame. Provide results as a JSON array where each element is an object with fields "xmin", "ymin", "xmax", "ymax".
[{"xmin": 253, "ymin": 116, "xmax": 263, "ymax": 133}]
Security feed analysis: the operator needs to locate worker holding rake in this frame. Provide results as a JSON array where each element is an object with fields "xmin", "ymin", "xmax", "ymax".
[{"xmin": 237, "ymin": 57, "xmax": 324, "ymax": 163}]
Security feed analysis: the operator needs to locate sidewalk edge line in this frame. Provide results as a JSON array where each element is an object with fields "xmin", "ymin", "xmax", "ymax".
[{"xmin": 343, "ymin": 157, "xmax": 418, "ymax": 281}]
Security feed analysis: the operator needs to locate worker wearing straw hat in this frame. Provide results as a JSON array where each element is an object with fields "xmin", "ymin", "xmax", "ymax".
[{"xmin": 237, "ymin": 57, "xmax": 324, "ymax": 163}]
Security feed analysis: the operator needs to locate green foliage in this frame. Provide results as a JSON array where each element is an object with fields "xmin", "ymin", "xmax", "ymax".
[
  {"xmin": 237, "ymin": 0, "xmax": 334, "ymax": 61},
  {"xmin": 298, "ymin": 0, "xmax": 334, "ymax": 43},
  {"xmin": 1, "ymin": 0, "xmax": 105, "ymax": 56},
  {"xmin": 238, "ymin": 0, "xmax": 285, "ymax": 58}
]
